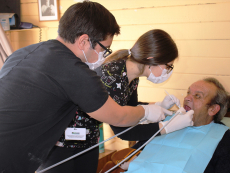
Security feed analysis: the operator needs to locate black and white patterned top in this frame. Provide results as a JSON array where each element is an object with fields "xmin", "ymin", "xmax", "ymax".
[{"xmin": 100, "ymin": 59, "xmax": 139, "ymax": 106}]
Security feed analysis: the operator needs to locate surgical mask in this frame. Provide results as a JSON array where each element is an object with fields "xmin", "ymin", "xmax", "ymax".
[
  {"xmin": 82, "ymin": 50, "xmax": 106, "ymax": 70},
  {"xmin": 147, "ymin": 65, "xmax": 173, "ymax": 84}
]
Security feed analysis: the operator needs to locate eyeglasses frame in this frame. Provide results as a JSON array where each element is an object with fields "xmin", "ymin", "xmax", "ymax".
[
  {"xmin": 165, "ymin": 63, "xmax": 174, "ymax": 74},
  {"xmin": 95, "ymin": 40, "xmax": 112, "ymax": 58}
]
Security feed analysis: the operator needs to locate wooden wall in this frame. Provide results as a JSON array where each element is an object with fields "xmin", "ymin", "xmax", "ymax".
[{"xmin": 11, "ymin": 0, "xmax": 230, "ymax": 151}]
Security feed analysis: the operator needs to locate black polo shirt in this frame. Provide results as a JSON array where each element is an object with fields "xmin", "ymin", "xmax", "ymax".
[{"xmin": 0, "ymin": 40, "xmax": 108, "ymax": 173}]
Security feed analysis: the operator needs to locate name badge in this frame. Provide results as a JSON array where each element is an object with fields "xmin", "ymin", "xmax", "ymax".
[{"xmin": 65, "ymin": 128, "xmax": 86, "ymax": 140}]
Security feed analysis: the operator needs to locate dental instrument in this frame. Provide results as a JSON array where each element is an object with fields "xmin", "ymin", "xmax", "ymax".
[{"xmin": 165, "ymin": 90, "xmax": 181, "ymax": 108}]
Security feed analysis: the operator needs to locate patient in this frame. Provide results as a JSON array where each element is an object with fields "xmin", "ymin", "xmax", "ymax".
[{"xmin": 101, "ymin": 77, "xmax": 230, "ymax": 173}]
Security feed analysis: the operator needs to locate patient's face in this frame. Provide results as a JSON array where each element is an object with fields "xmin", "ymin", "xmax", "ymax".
[{"xmin": 183, "ymin": 80, "xmax": 217, "ymax": 126}]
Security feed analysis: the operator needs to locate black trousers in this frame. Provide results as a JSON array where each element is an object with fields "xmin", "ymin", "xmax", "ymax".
[{"xmin": 37, "ymin": 146, "xmax": 99, "ymax": 173}]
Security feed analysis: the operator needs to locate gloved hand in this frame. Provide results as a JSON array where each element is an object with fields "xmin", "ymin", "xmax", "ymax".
[
  {"xmin": 155, "ymin": 95, "xmax": 180, "ymax": 109},
  {"xmin": 141, "ymin": 104, "xmax": 173, "ymax": 123},
  {"xmin": 160, "ymin": 107, "xmax": 194, "ymax": 134}
]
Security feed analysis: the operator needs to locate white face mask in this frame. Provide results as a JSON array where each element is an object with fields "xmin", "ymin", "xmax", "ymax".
[
  {"xmin": 147, "ymin": 65, "xmax": 173, "ymax": 84},
  {"xmin": 82, "ymin": 50, "xmax": 106, "ymax": 70}
]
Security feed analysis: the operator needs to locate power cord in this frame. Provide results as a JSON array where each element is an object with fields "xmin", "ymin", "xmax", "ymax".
[{"xmin": 32, "ymin": 25, "xmax": 42, "ymax": 43}]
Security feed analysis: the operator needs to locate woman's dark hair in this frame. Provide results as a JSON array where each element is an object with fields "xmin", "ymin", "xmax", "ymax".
[
  {"xmin": 104, "ymin": 29, "xmax": 178, "ymax": 73},
  {"xmin": 58, "ymin": 1, "xmax": 120, "ymax": 47}
]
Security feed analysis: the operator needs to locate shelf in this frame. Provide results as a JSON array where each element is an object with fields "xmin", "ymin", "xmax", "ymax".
[{"xmin": 5, "ymin": 27, "xmax": 47, "ymax": 32}]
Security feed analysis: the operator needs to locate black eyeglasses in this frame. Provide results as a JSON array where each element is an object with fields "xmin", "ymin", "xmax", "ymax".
[
  {"xmin": 95, "ymin": 41, "xmax": 112, "ymax": 58},
  {"xmin": 165, "ymin": 64, "xmax": 174, "ymax": 74}
]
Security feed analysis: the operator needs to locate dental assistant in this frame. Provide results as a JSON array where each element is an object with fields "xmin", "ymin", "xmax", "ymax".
[
  {"xmin": 99, "ymin": 29, "xmax": 194, "ymax": 149},
  {"xmin": 39, "ymin": 29, "xmax": 194, "ymax": 173},
  {"xmin": 0, "ymin": 2, "xmax": 169, "ymax": 173}
]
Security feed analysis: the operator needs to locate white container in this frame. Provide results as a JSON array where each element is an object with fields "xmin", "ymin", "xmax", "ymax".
[{"xmin": 0, "ymin": 17, "xmax": 10, "ymax": 31}]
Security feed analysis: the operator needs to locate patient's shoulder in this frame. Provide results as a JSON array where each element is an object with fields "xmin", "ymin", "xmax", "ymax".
[
  {"xmin": 205, "ymin": 130, "xmax": 230, "ymax": 173},
  {"xmin": 219, "ymin": 129, "xmax": 230, "ymax": 144},
  {"xmin": 215, "ymin": 130, "xmax": 230, "ymax": 154}
]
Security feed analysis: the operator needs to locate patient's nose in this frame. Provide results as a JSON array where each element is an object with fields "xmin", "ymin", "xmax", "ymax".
[{"xmin": 184, "ymin": 94, "xmax": 192, "ymax": 102}]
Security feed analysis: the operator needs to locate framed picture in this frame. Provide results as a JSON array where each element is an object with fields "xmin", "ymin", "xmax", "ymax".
[{"xmin": 38, "ymin": 0, "xmax": 59, "ymax": 21}]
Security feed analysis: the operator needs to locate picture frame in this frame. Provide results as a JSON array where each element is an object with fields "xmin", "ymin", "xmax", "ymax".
[{"xmin": 38, "ymin": 0, "xmax": 59, "ymax": 21}]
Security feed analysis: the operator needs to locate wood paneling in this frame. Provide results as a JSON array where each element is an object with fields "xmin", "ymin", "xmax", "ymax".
[
  {"xmin": 110, "ymin": 3, "xmax": 230, "ymax": 25},
  {"xmin": 174, "ymin": 57, "xmax": 230, "ymax": 75},
  {"xmin": 137, "ymin": 87, "xmax": 187, "ymax": 103},
  {"xmin": 21, "ymin": 2, "xmax": 39, "ymax": 16},
  {"xmin": 111, "ymin": 40, "xmax": 230, "ymax": 57},
  {"xmin": 63, "ymin": 0, "xmax": 230, "ymax": 11},
  {"xmin": 115, "ymin": 22, "xmax": 230, "ymax": 41}
]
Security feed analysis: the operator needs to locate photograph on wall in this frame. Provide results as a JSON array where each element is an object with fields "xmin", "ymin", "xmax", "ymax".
[{"xmin": 38, "ymin": 0, "xmax": 59, "ymax": 21}]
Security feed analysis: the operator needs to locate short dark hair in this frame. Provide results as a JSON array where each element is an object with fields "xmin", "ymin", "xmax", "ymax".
[
  {"xmin": 104, "ymin": 29, "xmax": 178, "ymax": 73},
  {"xmin": 204, "ymin": 77, "xmax": 229, "ymax": 122},
  {"xmin": 58, "ymin": 1, "xmax": 120, "ymax": 46}
]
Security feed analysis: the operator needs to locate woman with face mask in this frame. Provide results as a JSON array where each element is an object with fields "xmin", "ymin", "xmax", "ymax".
[
  {"xmin": 97, "ymin": 29, "xmax": 194, "ymax": 173},
  {"xmin": 38, "ymin": 29, "xmax": 193, "ymax": 173}
]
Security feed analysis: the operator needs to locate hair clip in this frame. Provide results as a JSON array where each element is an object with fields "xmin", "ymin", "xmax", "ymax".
[{"xmin": 128, "ymin": 49, "xmax": 131, "ymax": 55}]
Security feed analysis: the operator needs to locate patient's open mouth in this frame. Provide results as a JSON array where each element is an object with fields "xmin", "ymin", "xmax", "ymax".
[{"xmin": 184, "ymin": 105, "xmax": 191, "ymax": 112}]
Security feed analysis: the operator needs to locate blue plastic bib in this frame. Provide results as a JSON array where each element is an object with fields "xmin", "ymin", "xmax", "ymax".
[{"xmin": 127, "ymin": 121, "xmax": 228, "ymax": 173}]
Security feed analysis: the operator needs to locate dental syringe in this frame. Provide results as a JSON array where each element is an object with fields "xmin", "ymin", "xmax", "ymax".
[{"xmin": 165, "ymin": 90, "xmax": 181, "ymax": 109}]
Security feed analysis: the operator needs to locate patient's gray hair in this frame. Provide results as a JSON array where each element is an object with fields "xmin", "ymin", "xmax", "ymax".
[{"xmin": 203, "ymin": 77, "xmax": 229, "ymax": 122}]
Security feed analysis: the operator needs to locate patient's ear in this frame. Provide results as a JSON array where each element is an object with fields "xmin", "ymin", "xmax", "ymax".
[{"xmin": 208, "ymin": 104, "xmax": 220, "ymax": 117}]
